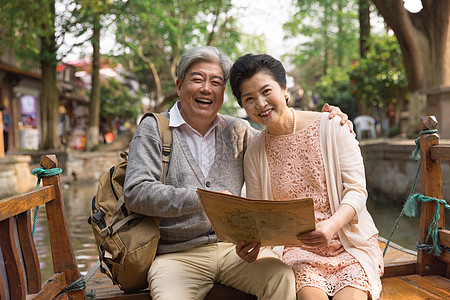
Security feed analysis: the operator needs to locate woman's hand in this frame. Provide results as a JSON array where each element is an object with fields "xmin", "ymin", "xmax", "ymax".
[
  {"xmin": 322, "ymin": 103, "xmax": 355, "ymax": 135},
  {"xmin": 235, "ymin": 241, "xmax": 261, "ymax": 263},
  {"xmin": 298, "ymin": 204, "xmax": 357, "ymax": 247},
  {"xmin": 296, "ymin": 219, "xmax": 338, "ymax": 247}
]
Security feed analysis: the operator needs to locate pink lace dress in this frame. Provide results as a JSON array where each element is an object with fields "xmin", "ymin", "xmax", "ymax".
[{"xmin": 265, "ymin": 116, "xmax": 383, "ymax": 296}]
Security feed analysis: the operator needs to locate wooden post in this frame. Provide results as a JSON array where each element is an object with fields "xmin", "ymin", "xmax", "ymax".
[
  {"xmin": 0, "ymin": 111, "xmax": 4, "ymax": 158},
  {"xmin": 41, "ymin": 155, "xmax": 86, "ymax": 299},
  {"xmin": 417, "ymin": 116, "xmax": 446, "ymax": 276}
]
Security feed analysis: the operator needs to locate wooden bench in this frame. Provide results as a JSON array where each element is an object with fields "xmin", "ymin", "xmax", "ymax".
[
  {"xmin": 0, "ymin": 155, "xmax": 86, "ymax": 299},
  {"xmin": 379, "ymin": 116, "xmax": 450, "ymax": 299},
  {"xmin": 2, "ymin": 115, "xmax": 450, "ymax": 299}
]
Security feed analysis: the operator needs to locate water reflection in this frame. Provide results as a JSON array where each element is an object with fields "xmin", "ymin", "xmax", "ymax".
[
  {"xmin": 35, "ymin": 182, "xmax": 449, "ymax": 281},
  {"xmin": 367, "ymin": 195, "xmax": 419, "ymax": 250}
]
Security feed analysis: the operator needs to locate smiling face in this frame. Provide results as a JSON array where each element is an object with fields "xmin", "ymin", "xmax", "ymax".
[
  {"xmin": 240, "ymin": 71, "xmax": 292, "ymax": 135},
  {"xmin": 176, "ymin": 61, "xmax": 226, "ymax": 135}
]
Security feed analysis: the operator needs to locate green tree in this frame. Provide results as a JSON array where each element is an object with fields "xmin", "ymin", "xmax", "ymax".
[
  {"xmin": 77, "ymin": 0, "xmax": 117, "ymax": 151},
  {"xmin": 112, "ymin": 0, "xmax": 241, "ymax": 113},
  {"xmin": 371, "ymin": 0, "xmax": 450, "ymax": 135},
  {"xmin": 0, "ymin": 0, "xmax": 100, "ymax": 149},
  {"xmin": 284, "ymin": 0, "xmax": 360, "ymax": 97},
  {"xmin": 315, "ymin": 67, "xmax": 356, "ymax": 120},
  {"xmin": 1, "ymin": 0, "xmax": 61, "ymax": 149},
  {"xmin": 100, "ymin": 77, "xmax": 141, "ymax": 127},
  {"xmin": 350, "ymin": 34, "xmax": 408, "ymax": 111}
]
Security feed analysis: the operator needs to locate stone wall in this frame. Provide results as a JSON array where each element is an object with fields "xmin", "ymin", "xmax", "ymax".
[
  {"xmin": 0, "ymin": 155, "xmax": 36, "ymax": 198},
  {"xmin": 360, "ymin": 138, "xmax": 450, "ymax": 203},
  {"xmin": 0, "ymin": 150, "xmax": 123, "ymax": 198},
  {"xmin": 64, "ymin": 151, "xmax": 123, "ymax": 182}
]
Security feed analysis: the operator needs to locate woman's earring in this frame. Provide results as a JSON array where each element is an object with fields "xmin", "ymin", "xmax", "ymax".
[{"xmin": 285, "ymin": 94, "xmax": 290, "ymax": 104}]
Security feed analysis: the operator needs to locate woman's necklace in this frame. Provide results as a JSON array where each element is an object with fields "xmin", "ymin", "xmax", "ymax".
[{"xmin": 291, "ymin": 107, "xmax": 296, "ymax": 134}]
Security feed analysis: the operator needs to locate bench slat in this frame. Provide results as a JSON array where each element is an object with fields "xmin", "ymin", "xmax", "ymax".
[
  {"xmin": 438, "ymin": 229, "xmax": 450, "ymax": 247},
  {"xmin": 31, "ymin": 273, "xmax": 67, "ymax": 300},
  {"xmin": 0, "ymin": 217, "xmax": 26, "ymax": 299},
  {"xmin": 431, "ymin": 145, "xmax": 450, "ymax": 160},
  {"xmin": 437, "ymin": 229, "xmax": 450, "ymax": 266},
  {"xmin": 380, "ymin": 275, "xmax": 450, "ymax": 299},
  {"xmin": 17, "ymin": 210, "xmax": 42, "ymax": 293},
  {"xmin": 0, "ymin": 186, "xmax": 56, "ymax": 221}
]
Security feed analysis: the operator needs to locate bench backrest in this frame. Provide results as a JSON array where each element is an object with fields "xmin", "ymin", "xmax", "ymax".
[
  {"xmin": 418, "ymin": 116, "xmax": 450, "ymax": 277},
  {"xmin": 0, "ymin": 154, "xmax": 86, "ymax": 299}
]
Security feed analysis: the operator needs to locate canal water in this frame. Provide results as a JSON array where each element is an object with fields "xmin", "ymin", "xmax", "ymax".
[{"xmin": 35, "ymin": 181, "xmax": 448, "ymax": 281}]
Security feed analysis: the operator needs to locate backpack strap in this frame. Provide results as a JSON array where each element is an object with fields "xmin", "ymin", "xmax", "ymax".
[
  {"xmin": 102, "ymin": 113, "xmax": 172, "ymax": 237},
  {"xmin": 140, "ymin": 112, "xmax": 172, "ymax": 184},
  {"xmin": 101, "ymin": 196, "xmax": 143, "ymax": 237}
]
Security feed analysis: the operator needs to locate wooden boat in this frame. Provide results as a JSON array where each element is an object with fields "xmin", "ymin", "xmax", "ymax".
[{"xmin": 1, "ymin": 116, "xmax": 449, "ymax": 299}]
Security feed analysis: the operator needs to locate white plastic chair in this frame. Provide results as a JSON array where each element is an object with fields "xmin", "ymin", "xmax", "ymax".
[{"xmin": 354, "ymin": 115, "xmax": 376, "ymax": 139}]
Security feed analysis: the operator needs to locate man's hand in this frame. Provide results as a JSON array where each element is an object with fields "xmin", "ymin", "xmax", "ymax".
[
  {"xmin": 322, "ymin": 103, "xmax": 354, "ymax": 135},
  {"xmin": 218, "ymin": 190, "xmax": 232, "ymax": 195},
  {"xmin": 235, "ymin": 241, "xmax": 261, "ymax": 263}
]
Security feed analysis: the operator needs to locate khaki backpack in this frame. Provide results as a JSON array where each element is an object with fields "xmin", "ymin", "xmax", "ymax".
[{"xmin": 88, "ymin": 112, "xmax": 171, "ymax": 291}]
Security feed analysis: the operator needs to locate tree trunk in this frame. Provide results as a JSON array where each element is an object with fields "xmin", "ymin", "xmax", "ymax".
[
  {"xmin": 323, "ymin": 5, "xmax": 330, "ymax": 74},
  {"xmin": 337, "ymin": 1, "xmax": 344, "ymax": 67},
  {"xmin": 371, "ymin": 0, "xmax": 450, "ymax": 134},
  {"xmin": 85, "ymin": 13, "xmax": 102, "ymax": 151},
  {"xmin": 39, "ymin": 0, "xmax": 59, "ymax": 150},
  {"xmin": 359, "ymin": 0, "xmax": 371, "ymax": 58}
]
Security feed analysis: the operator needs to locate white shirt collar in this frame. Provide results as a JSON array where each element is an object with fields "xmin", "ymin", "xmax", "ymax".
[{"xmin": 169, "ymin": 101, "xmax": 225, "ymax": 135}]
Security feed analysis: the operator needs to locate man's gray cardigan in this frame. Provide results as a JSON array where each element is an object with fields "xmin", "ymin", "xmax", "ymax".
[{"xmin": 123, "ymin": 110, "xmax": 257, "ymax": 254}]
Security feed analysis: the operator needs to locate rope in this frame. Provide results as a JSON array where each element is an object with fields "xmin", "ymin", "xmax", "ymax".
[
  {"xmin": 58, "ymin": 277, "xmax": 86, "ymax": 294},
  {"xmin": 56, "ymin": 276, "xmax": 95, "ymax": 299},
  {"xmin": 409, "ymin": 129, "xmax": 437, "ymax": 160},
  {"xmin": 53, "ymin": 260, "xmax": 102, "ymax": 298},
  {"xmin": 416, "ymin": 243, "xmax": 450, "ymax": 253},
  {"xmin": 382, "ymin": 129, "xmax": 439, "ymax": 257},
  {"xmin": 404, "ymin": 193, "xmax": 450, "ymax": 256},
  {"xmin": 30, "ymin": 167, "xmax": 62, "ymax": 239}
]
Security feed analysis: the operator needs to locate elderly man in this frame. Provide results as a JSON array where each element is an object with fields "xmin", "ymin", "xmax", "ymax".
[{"xmin": 123, "ymin": 46, "xmax": 350, "ymax": 300}]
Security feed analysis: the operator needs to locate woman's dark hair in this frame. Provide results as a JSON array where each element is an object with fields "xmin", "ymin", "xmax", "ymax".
[{"xmin": 229, "ymin": 54, "xmax": 287, "ymax": 107}]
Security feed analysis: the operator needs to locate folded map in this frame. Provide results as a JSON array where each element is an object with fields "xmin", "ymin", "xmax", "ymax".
[{"xmin": 197, "ymin": 188, "xmax": 316, "ymax": 246}]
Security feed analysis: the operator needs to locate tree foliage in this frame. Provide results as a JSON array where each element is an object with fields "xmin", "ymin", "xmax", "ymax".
[
  {"xmin": 0, "ymin": 0, "xmax": 102, "ymax": 149},
  {"xmin": 315, "ymin": 66, "xmax": 356, "ymax": 120},
  {"xmin": 350, "ymin": 34, "xmax": 408, "ymax": 108},
  {"xmin": 284, "ymin": 0, "xmax": 360, "ymax": 92},
  {"xmin": 112, "ymin": 0, "xmax": 241, "ymax": 112},
  {"xmin": 100, "ymin": 77, "xmax": 141, "ymax": 122}
]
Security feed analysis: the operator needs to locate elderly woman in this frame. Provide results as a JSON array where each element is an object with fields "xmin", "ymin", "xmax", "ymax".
[{"xmin": 229, "ymin": 54, "xmax": 384, "ymax": 300}]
